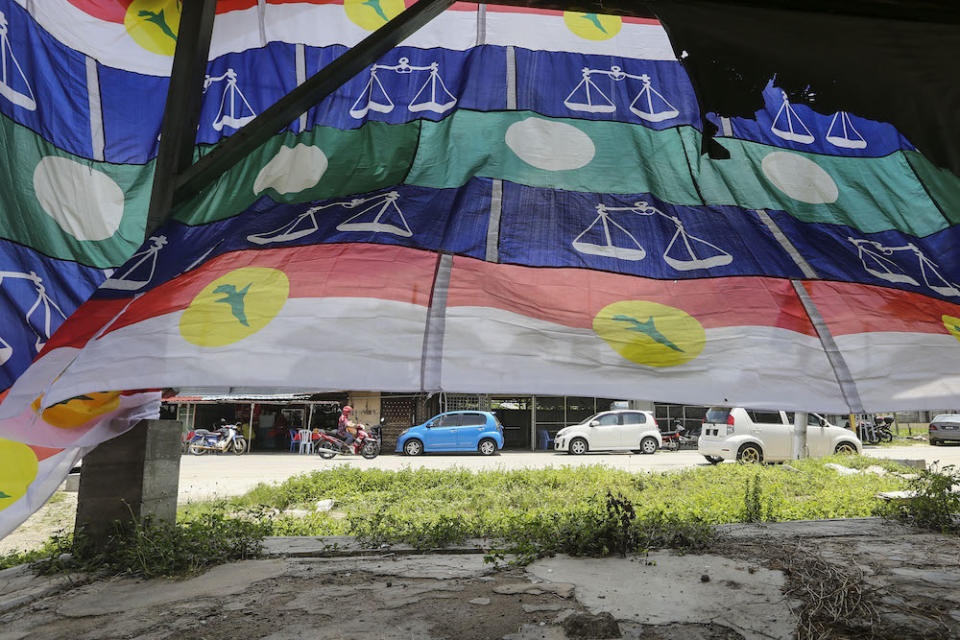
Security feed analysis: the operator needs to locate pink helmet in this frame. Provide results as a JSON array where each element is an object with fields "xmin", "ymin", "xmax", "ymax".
[{"xmin": 343, "ymin": 406, "xmax": 353, "ymax": 414}]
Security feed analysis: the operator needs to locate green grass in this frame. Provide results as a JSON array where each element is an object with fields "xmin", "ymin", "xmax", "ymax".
[
  {"xmin": 179, "ymin": 455, "xmax": 911, "ymax": 549},
  {"xmin": 2, "ymin": 456, "xmax": 914, "ymax": 575}
]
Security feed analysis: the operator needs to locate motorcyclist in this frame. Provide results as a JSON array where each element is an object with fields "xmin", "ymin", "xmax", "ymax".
[{"xmin": 338, "ymin": 406, "xmax": 358, "ymax": 453}]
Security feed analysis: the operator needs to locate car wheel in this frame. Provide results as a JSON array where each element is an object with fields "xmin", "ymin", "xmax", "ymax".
[
  {"xmin": 704, "ymin": 455, "xmax": 723, "ymax": 465},
  {"xmin": 403, "ymin": 439, "xmax": 423, "ymax": 456},
  {"xmin": 737, "ymin": 443, "xmax": 763, "ymax": 464},
  {"xmin": 478, "ymin": 439, "xmax": 497, "ymax": 456},
  {"xmin": 834, "ymin": 442, "xmax": 857, "ymax": 455},
  {"xmin": 930, "ymin": 438, "xmax": 939, "ymax": 446},
  {"xmin": 568, "ymin": 438, "xmax": 588, "ymax": 455},
  {"xmin": 640, "ymin": 437, "xmax": 658, "ymax": 455}
]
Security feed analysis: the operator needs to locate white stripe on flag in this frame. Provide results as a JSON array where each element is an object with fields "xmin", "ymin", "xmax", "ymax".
[{"xmin": 441, "ymin": 306, "xmax": 845, "ymax": 410}]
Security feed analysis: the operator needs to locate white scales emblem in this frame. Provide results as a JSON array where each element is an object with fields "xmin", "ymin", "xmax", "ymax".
[
  {"xmin": 0, "ymin": 10, "xmax": 36, "ymax": 111},
  {"xmin": 350, "ymin": 57, "xmax": 457, "ymax": 119},
  {"xmin": 204, "ymin": 68, "xmax": 257, "ymax": 131},
  {"xmin": 573, "ymin": 201, "xmax": 733, "ymax": 271},
  {"xmin": 101, "ymin": 235, "xmax": 167, "ymax": 291},
  {"xmin": 564, "ymin": 66, "xmax": 679, "ymax": 122},
  {"xmin": 848, "ymin": 237, "xmax": 959, "ymax": 297},
  {"xmin": 771, "ymin": 91, "xmax": 866, "ymax": 150},
  {"xmin": 0, "ymin": 270, "xmax": 66, "ymax": 366},
  {"xmin": 247, "ymin": 191, "xmax": 412, "ymax": 245}
]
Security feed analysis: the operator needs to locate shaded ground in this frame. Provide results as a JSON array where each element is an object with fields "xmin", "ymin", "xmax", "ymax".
[
  {"xmin": 0, "ymin": 493, "xmax": 76, "ymax": 556},
  {"xmin": 2, "ymin": 518, "xmax": 959, "ymax": 640}
]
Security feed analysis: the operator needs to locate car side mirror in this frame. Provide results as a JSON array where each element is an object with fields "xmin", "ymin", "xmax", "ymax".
[{"xmin": 589, "ymin": 420, "xmax": 599, "ymax": 427}]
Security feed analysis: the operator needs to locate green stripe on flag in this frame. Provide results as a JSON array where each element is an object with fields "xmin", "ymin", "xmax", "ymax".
[
  {"xmin": 0, "ymin": 113, "xmax": 153, "ymax": 269},
  {"xmin": 177, "ymin": 111, "xmax": 953, "ymax": 238},
  {"xmin": 175, "ymin": 121, "xmax": 421, "ymax": 226}
]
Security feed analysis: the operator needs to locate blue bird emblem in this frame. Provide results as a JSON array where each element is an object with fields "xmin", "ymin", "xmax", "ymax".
[
  {"xmin": 362, "ymin": 0, "xmax": 390, "ymax": 22},
  {"xmin": 612, "ymin": 314, "xmax": 684, "ymax": 352},
  {"xmin": 581, "ymin": 13, "xmax": 608, "ymax": 34},
  {"xmin": 213, "ymin": 283, "xmax": 253, "ymax": 326}
]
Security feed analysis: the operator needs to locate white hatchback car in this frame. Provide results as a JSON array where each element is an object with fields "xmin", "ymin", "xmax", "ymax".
[
  {"xmin": 555, "ymin": 410, "xmax": 662, "ymax": 455},
  {"xmin": 698, "ymin": 407, "xmax": 862, "ymax": 464}
]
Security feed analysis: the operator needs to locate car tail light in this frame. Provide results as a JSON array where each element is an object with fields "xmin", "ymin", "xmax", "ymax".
[
  {"xmin": 652, "ymin": 418, "xmax": 659, "ymax": 428},
  {"xmin": 930, "ymin": 424, "xmax": 938, "ymax": 430}
]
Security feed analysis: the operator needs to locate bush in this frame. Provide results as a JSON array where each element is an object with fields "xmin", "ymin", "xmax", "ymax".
[
  {"xmin": 7, "ymin": 508, "xmax": 269, "ymax": 578},
  {"xmin": 877, "ymin": 464, "xmax": 960, "ymax": 533}
]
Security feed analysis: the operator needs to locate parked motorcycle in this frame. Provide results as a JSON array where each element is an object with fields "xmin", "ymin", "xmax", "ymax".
[
  {"xmin": 315, "ymin": 419, "xmax": 382, "ymax": 459},
  {"xmin": 187, "ymin": 421, "xmax": 246, "ymax": 455}
]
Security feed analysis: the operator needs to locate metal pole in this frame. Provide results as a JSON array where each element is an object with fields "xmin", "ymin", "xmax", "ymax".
[
  {"xmin": 792, "ymin": 411, "xmax": 808, "ymax": 459},
  {"xmin": 174, "ymin": 0, "xmax": 455, "ymax": 205},
  {"xmin": 248, "ymin": 402, "xmax": 256, "ymax": 453},
  {"xmin": 144, "ymin": 0, "xmax": 218, "ymax": 234}
]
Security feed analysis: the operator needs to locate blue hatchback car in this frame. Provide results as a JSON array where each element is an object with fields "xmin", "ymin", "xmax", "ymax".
[{"xmin": 396, "ymin": 411, "xmax": 504, "ymax": 456}]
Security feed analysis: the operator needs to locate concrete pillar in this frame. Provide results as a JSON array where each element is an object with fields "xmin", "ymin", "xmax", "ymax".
[
  {"xmin": 792, "ymin": 411, "xmax": 808, "ymax": 459},
  {"xmin": 75, "ymin": 420, "xmax": 182, "ymax": 543}
]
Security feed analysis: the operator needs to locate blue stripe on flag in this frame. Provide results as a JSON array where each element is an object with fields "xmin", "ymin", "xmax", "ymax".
[
  {"xmin": 496, "ymin": 182, "xmax": 804, "ymax": 280},
  {"xmin": 708, "ymin": 81, "xmax": 915, "ymax": 158},
  {"xmin": 0, "ymin": 239, "xmax": 105, "ymax": 390},
  {"xmin": 768, "ymin": 210, "xmax": 960, "ymax": 301},
  {"xmin": 0, "ymin": 0, "xmax": 92, "ymax": 159},
  {"xmin": 515, "ymin": 48, "xmax": 700, "ymax": 130},
  {"xmin": 99, "ymin": 66, "xmax": 167, "ymax": 164}
]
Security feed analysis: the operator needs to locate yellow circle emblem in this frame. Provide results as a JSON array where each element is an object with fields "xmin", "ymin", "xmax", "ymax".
[
  {"xmin": 594, "ymin": 301, "xmax": 705, "ymax": 367},
  {"xmin": 944, "ymin": 314, "xmax": 960, "ymax": 343},
  {"xmin": 344, "ymin": 0, "xmax": 405, "ymax": 30},
  {"xmin": 180, "ymin": 267, "xmax": 290, "ymax": 347},
  {"xmin": 31, "ymin": 391, "xmax": 121, "ymax": 429},
  {"xmin": 0, "ymin": 439, "xmax": 38, "ymax": 512},
  {"xmin": 124, "ymin": 0, "xmax": 181, "ymax": 56},
  {"xmin": 563, "ymin": 12, "xmax": 622, "ymax": 40}
]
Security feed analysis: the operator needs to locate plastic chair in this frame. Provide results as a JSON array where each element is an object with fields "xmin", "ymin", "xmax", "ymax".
[
  {"xmin": 297, "ymin": 429, "xmax": 313, "ymax": 454},
  {"xmin": 537, "ymin": 429, "xmax": 554, "ymax": 450},
  {"xmin": 288, "ymin": 430, "xmax": 299, "ymax": 453}
]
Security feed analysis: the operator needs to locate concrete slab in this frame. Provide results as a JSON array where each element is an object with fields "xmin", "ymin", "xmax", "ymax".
[
  {"xmin": 528, "ymin": 553, "xmax": 796, "ymax": 640},
  {"xmin": 719, "ymin": 517, "xmax": 914, "ymax": 540},
  {"xmin": 56, "ymin": 559, "xmax": 287, "ymax": 617}
]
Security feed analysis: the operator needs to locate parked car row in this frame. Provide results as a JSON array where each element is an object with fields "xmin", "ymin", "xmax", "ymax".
[{"xmin": 395, "ymin": 406, "xmax": 875, "ymax": 461}]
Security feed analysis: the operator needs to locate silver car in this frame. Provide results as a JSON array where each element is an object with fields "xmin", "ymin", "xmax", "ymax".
[{"xmin": 929, "ymin": 414, "xmax": 960, "ymax": 446}]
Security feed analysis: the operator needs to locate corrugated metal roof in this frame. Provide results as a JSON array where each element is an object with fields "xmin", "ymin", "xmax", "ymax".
[{"xmin": 164, "ymin": 387, "xmax": 342, "ymax": 404}]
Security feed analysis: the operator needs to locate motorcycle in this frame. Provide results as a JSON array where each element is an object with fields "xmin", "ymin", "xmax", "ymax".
[
  {"xmin": 187, "ymin": 422, "xmax": 246, "ymax": 455},
  {"xmin": 854, "ymin": 416, "xmax": 894, "ymax": 445},
  {"xmin": 660, "ymin": 421, "xmax": 691, "ymax": 452},
  {"xmin": 315, "ymin": 419, "xmax": 382, "ymax": 459}
]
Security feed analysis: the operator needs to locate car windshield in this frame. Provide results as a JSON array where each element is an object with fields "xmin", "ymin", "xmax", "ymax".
[
  {"xmin": 579, "ymin": 412, "xmax": 604, "ymax": 424},
  {"xmin": 933, "ymin": 414, "xmax": 960, "ymax": 424},
  {"xmin": 704, "ymin": 408, "xmax": 731, "ymax": 423}
]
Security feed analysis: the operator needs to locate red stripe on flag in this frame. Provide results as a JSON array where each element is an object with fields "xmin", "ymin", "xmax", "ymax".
[
  {"xmin": 447, "ymin": 257, "xmax": 817, "ymax": 335},
  {"xmin": 805, "ymin": 281, "xmax": 960, "ymax": 336},
  {"xmin": 45, "ymin": 244, "xmax": 435, "ymax": 351},
  {"xmin": 98, "ymin": 243, "xmax": 436, "ymax": 338},
  {"xmin": 28, "ymin": 445, "xmax": 64, "ymax": 462}
]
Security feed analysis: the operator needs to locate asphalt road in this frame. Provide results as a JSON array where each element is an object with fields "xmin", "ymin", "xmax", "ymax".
[{"xmin": 177, "ymin": 444, "xmax": 960, "ymax": 501}]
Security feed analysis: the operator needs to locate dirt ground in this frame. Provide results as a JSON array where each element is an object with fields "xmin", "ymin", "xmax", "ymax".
[
  {"xmin": 0, "ymin": 493, "xmax": 77, "ymax": 556},
  {"xmin": 1, "ymin": 519, "xmax": 959, "ymax": 640}
]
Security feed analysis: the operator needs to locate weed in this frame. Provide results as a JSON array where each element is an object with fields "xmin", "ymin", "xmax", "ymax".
[
  {"xmin": 742, "ymin": 473, "xmax": 777, "ymax": 523},
  {"xmin": 877, "ymin": 464, "xmax": 960, "ymax": 533},
  {"xmin": 10, "ymin": 507, "xmax": 269, "ymax": 578}
]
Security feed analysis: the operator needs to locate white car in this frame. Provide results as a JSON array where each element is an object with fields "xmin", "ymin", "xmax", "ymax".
[
  {"xmin": 554, "ymin": 410, "xmax": 662, "ymax": 455},
  {"xmin": 698, "ymin": 407, "xmax": 862, "ymax": 464}
]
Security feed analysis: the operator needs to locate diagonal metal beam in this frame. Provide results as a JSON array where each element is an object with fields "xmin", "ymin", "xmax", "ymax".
[
  {"xmin": 173, "ymin": 0, "xmax": 455, "ymax": 207},
  {"xmin": 145, "ymin": 0, "xmax": 217, "ymax": 235}
]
